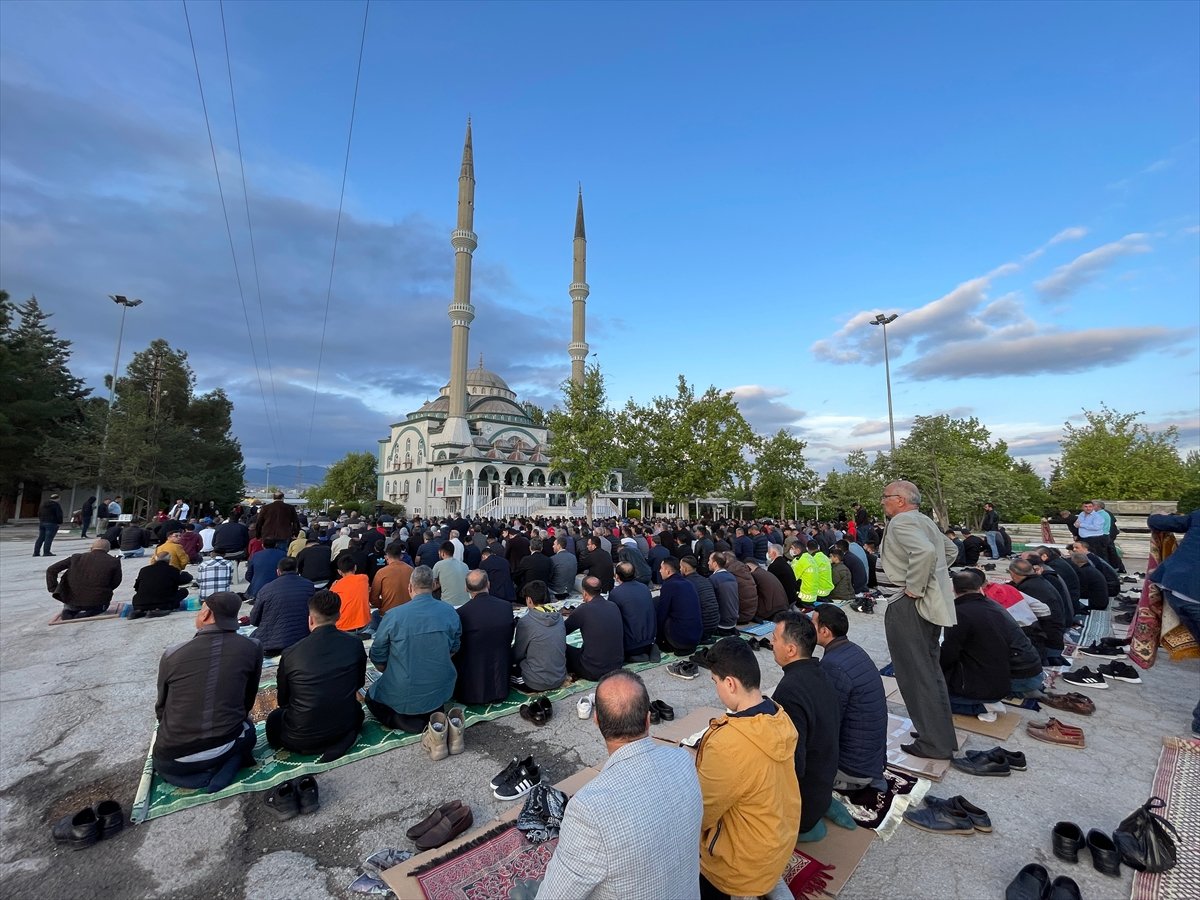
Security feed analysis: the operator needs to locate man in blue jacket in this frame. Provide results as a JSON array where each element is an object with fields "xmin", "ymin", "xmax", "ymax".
[
  {"xmin": 655, "ymin": 557, "xmax": 701, "ymax": 655},
  {"xmin": 249, "ymin": 557, "xmax": 315, "ymax": 656},
  {"xmin": 1148, "ymin": 508, "xmax": 1200, "ymax": 735}
]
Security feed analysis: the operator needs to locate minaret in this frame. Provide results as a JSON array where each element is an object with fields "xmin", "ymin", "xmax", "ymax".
[
  {"xmin": 568, "ymin": 186, "xmax": 590, "ymax": 385},
  {"xmin": 440, "ymin": 119, "xmax": 477, "ymax": 447}
]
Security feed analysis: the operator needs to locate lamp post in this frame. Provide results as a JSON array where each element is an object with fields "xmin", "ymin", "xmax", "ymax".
[
  {"xmin": 95, "ymin": 295, "xmax": 142, "ymax": 518},
  {"xmin": 869, "ymin": 312, "xmax": 899, "ymax": 452}
]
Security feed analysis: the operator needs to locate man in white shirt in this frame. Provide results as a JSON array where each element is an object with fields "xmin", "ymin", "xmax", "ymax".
[{"xmin": 432, "ymin": 542, "xmax": 470, "ymax": 607}]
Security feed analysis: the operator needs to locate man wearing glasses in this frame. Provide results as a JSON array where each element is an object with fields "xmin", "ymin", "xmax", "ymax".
[{"xmin": 879, "ymin": 481, "xmax": 959, "ymax": 760}]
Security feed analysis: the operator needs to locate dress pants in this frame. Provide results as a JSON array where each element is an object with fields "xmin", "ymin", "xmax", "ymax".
[
  {"xmin": 884, "ymin": 594, "xmax": 957, "ymax": 757},
  {"xmin": 154, "ymin": 722, "xmax": 257, "ymax": 794},
  {"xmin": 365, "ymin": 696, "xmax": 437, "ymax": 733},
  {"xmin": 565, "ymin": 645, "xmax": 606, "ymax": 682}
]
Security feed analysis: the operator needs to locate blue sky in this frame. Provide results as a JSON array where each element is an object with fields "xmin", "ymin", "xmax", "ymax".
[{"xmin": 2, "ymin": 0, "xmax": 1197, "ymax": 474}]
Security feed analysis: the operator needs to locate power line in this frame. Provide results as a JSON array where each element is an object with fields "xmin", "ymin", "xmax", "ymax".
[
  {"xmin": 304, "ymin": 0, "xmax": 370, "ymax": 463},
  {"xmin": 219, "ymin": 0, "xmax": 281, "ymax": 434},
  {"xmin": 182, "ymin": 0, "xmax": 281, "ymax": 463}
]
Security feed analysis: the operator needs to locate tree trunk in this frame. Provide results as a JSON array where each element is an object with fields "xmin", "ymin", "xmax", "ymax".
[{"xmin": 586, "ymin": 491, "xmax": 594, "ymax": 525}]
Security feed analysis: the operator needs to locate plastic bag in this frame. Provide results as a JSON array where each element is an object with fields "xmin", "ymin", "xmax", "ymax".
[
  {"xmin": 515, "ymin": 783, "xmax": 568, "ymax": 844},
  {"xmin": 1113, "ymin": 796, "xmax": 1178, "ymax": 873}
]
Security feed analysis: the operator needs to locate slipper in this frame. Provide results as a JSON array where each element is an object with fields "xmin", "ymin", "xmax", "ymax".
[{"xmin": 651, "ymin": 699, "xmax": 675, "ymax": 721}]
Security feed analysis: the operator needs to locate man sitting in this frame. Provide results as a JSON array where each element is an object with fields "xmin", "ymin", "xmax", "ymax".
[
  {"xmin": 513, "ymin": 580, "xmax": 568, "ymax": 692},
  {"xmin": 1008, "ymin": 558, "xmax": 1069, "ymax": 664},
  {"xmin": 157, "ymin": 528, "xmax": 192, "ymax": 571},
  {"xmin": 267, "ymin": 590, "xmax": 366, "ymax": 762},
  {"xmin": 179, "ymin": 524, "xmax": 204, "ymax": 564},
  {"xmin": 367, "ymin": 566, "xmax": 461, "ymax": 732},
  {"xmin": 454, "ymin": 570, "xmax": 515, "ymax": 705},
  {"xmin": 723, "ymin": 553, "xmax": 759, "ymax": 624},
  {"xmin": 564, "ymin": 576, "xmax": 625, "ymax": 681},
  {"xmin": 514, "ymin": 537, "xmax": 552, "ymax": 593},
  {"xmin": 746, "ymin": 558, "xmax": 789, "ymax": 619},
  {"xmin": 153, "ymin": 593, "xmax": 261, "ymax": 792},
  {"xmin": 330, "ymin": 555, "xmax": 371, "ymax": 634},
  {"xmin": 198, "ymin": 519, "xmax": 217, "ymax": 555},
  {"xmin": 940, "ymin": 571, "xmax": 1013, "ymax": 720},
  {"xmin": 960, "ymin": 570, "xmax": 1045, "ymax": 698},
  {"xmin": 960, "ymin": 528, "xmax": 988, "ymax": 567},
  {"xmin": 369, "ymin": 542, "xmax": 414, "ymax": 628},
  {"xmin": 767, "ymin": 543, "xmax": 800, "ymax": 604},
  {"xmin": 118, "ymin": 519, "xmax": 154, "ymax": 558},
  {"xmin": 577, "ymin": 535, "xmax": 615, "ymax": 594},
  {"xmin": 212, "ymin": 517, "xmax": 250, "ymax": 559},
  {"xmin": 132, "ymin": 550, "xmax": 194, "ymax": 617},
  {"xmin": 812, "ymin": 605, "xmax": 888, "ymax": 792},
  {"xmin": 196, "ymin": 550, "xmax": 234, "ymax": 600},
  {"xmin": 835, "ymin": 540, "xmax": 869, "ymax": 594},
  {"xmin": 245, "ymin": 538, "xmax": 285, "ymax": 600},
  {"xmin": 432, "ymin": 541, "xmax": 470, "ymax": 607},
  {"xmin": 250, "ymin": 557, "xmax": 315, "ymax": 657},
  {"xmin": 826, "ymin": 548, "xmax": 855, "ymax": 603},
  {"xmin": 538, "ymin": 671, "xmax": 703, "ymax": 900},
  {"xmin": 296, "ymin": 535, "xmax": 334, "ymax": 587},
  {"xmin": 655, "ymin": 557, "xmax": 702, "ymax": 656},
  {"xmin": 479, "ymin": 545, "xmax": 516, "ymax": 603},
  {"xmin": 708, "ymin": 552, "xmax": 741, "ymax": 635},
  {"xmin": 681, "ymin": 555, "xmax": 720, "ymax": 641},
  {"xmin": 695, "ymin": 637, "xmax": 800, "ymax": 900},
  {"xmin": 771, "ymin": 610, "xmax": 841, "ymax": 842},
  {"xmin": 945, "ymin": 529, "xmax": 966, "ymax": 567},
  {"xmin": 45, "ymin": 539, "xmax": 123, "ymax": 619},
  {"xmin": 549, "ymin": 536, "xmax": 578, "ymax": 601},
  {"xmin": 610, "ymin": 562, "xmax": 657, "ymax": 662}
]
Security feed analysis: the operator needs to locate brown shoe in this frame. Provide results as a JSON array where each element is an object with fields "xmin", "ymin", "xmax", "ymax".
[
  {"xmin": 1041, "ymin": 716, "xmax": 1085, "ymax": 735},
  {"xmin": 405, "ymin": 800, "xmax": 463, "ymax": 840},
  {"xmin": 422, "ymin": 712, "xmax": 449, "ymax": 761},
  {"xmin": 414, "ymin": 803, "xmax": 473, "ymax": 850},
  {"xmin": 446, "ymin": 707, "xmax": 465, "ymax": 756},
  {"xmin": 1040, "ymin": 692, "xmax": 1095, "ymax": 716},
  {"xmin": 1027, "ymin": 719, "xmax": 1085, "ymax": 748}
]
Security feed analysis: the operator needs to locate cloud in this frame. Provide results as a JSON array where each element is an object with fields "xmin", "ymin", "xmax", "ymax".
[
  {"xmin": 1048, "ymin": 226, "xmax": 1088, "ymax": 245},
  {"xmin": 847, "ymin": 406, "xmax": 974, "ymax": 437},
  {"xmin": 1034, "ymin": 233, "xmax": 1151, "ymax": 300},
  {"xmin": 728, "ymin": 385, "xmax": 807, "ymax": 434},
  {"xmin": 899, "ymin": 326, "xmax": 1186, "ymax": 381}
]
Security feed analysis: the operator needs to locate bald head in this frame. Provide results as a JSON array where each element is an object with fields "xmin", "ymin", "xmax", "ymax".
[
  {"xmin": 1009, "ymin": 558, "xmax": 1035, "ymax": 580},
  {"xmin": 594, "ymin": 670, "xmax": 651, "ymax": 744},
  {"xmin": 90, "ymin": 539, "xmax": 111, "ymax": 552}
]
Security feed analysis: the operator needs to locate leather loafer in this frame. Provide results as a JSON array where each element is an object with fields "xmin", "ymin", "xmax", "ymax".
[
  {"xmin": 1046, "ymin": 875, "xmax": 1082, "ymax": 900},
  {"xmin": 900, "ymin": 742, "xmax": 952, "ymax": 760},
  {"xmin": 52, "ymin": 807, "xmax": 99, "ymax": 850},
  {"xmin": 1086, "ymin": 828, "xmax": 1121, "ymax": 875},
  {"xmin": 414, "ymin": 803, "xmax": 473, "ymax": 851},
  {"xmin": 651, "ymin": 699, "xmax": 675, "ymax": 721},
  {"xmin": 94, "ymin": 799, "xmax": 124, "ymax": 840},
  {"xmin": 1052, "ymin": 821, "xmax": 1085, "ymax": 862},
  {"xmin": 533, "ymin": 696, "xmax": 554, "ymax": 721},
  {"xmin": 295, "ymin": 775, "xmax": 319, "ymax": 815},
  {"xmin": 649, "ymin": 704, "xmax": 661, "ymax": 725},
  {"xmin": 264, "ymin": 780, "xmax": 301, "ymax": 821},
  {"xmin": 406, "ymin": 800, "xmax": 463, "ymax": 840},
  {"xmin": 1005, "ymin": 863, "xmax": 1049, "ymax": 900},
  {"xmin": 951, "ymin": 754, "xmax": 1011, "ymax": 777},
  {"xmin": 925, "ymin": 795, "xmax": 991, "ymax": 833}
]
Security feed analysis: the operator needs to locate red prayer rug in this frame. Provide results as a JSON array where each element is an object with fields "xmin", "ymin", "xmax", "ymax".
[
  {"xmin": 784, "ymin": 848, "xmax": 835, "ymax": 899},
  {"xmin": 413, "ymin": 825, "xmax": 557, "ymax": 900}
]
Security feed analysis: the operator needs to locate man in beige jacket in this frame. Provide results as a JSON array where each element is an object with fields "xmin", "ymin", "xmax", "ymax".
[{"xmin": 879, "ymin": 481, "xmax": 959, "ymax": 760}]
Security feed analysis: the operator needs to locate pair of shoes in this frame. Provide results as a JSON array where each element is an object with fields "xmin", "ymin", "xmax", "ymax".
[
  {"xmin": 903, "ymin": 804, "xmax": 977, "ymax": 835},
  {"xmin": 1006, "ymin": 864, "xmax": 1081, "ymax": 900},
  {"xmin": 1052, "ymin": 822, "xmax": 1121, "ymax": 874},
  {"xmin": 900, "ymin": 742, "xmax": 951, "ymax": 761},
  {"xmin": 1079, "ymin": 642, "xmax": 1123, "ymax": 659},
  {"xmin": 575, "ymin": 694, "xmax": 593, "ymax": 719},
  {"xmin": 667, "ymin": 661, "xmax": 699, "ymax": 680},
  {"xmin": 422, "ymin": 708, "xmax": 465, "ymax": 760},
  {"xmin": 521, "ymin": 697, "xmax": 554, "ymax": 726},
  {"xmin": 1061, "ymin": 667, "xmax": 1107, "ymax": 690},
  {"xmin": 51, "ymin": 800, "xmax": 124, "ymax": 850},
  {"xmin": 263, "ymin": 776, "xmax": 319, "ymax": 821},
  {"xmin": 1038, "ymin": 691, "xmax": 1095, "ymax": 716},
  {"xmin": 1027, "ymin": 718, "xmax": 1085, "ymax": 748},
  {"xmin": 648, "ymin": 700, "xmax": 674, "ymax": 724},
  {"xmin": 952, "ymin": 753, "xmax": 1010, "ymax": 777},
  {"xmin": 492, "ymin": 756, "xmax": 540, "ymax": 801},
  {"xmin": 1097, "ymin": 661, "xmax": 1141, "ymax": 683},
  {"xmin": 1113, "ymin": 612, "xmax": 1134, "ymax": 624},
  {"xmin": 407, "ymin": 800, "xmax": 473, "ymax": 850},
  {"xmin": 687, "ymin": 649, "xmax": 711, "ymax": 669},
  {"xmin": 924, "ymin": 795, "xmax": 992, "ymax": 832},
  {"xmin": 747, "ymin": 636, "xmax": 773, "ymax": 650}
]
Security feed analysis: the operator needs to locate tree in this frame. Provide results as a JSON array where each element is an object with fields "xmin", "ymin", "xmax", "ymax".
[
  {"xmin": 522, "ymin": 402, "xmax": 547, "ymax": 427},
  {"xmin": 820, "ymin": 450, "xmax": 886, "ymax": 521},
  {"xmin": 547, "ymin": 364, "xmax": 624, "ymax": 523},
  {"xmin": 621, "ymin": 375, "xmax": 756, "ymax": 517},
  {"xmin": 305, "ymin": 452, "xmax": 376, "ymax": 508},
  {"xmin": 753, "ymin": 429, "xmax": 816, "ymax": 520},
  {"xmin": 1049, "ymin": 405, "xmax": 1188, "ymax": 504}
]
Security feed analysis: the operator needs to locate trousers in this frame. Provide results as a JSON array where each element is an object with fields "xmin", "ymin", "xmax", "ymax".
[
  {"xmin": 34, "ymin": 523, "xmax": 58, "ymax": 555},
  {"xmin": 154, "ymin": 722, "xmax": 257, "ymax": 794},
  {"xmin": 364, "ymin": 696, "xmax": 436, "ymax": 733},
  {"xmin": 884, "ymin": 594, "xmax": 958, "ymax": 757}
]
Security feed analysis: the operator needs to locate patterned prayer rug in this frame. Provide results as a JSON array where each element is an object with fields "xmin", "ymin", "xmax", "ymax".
[
  {"xmin": 413, "ymin": 824, "xmax": 557, "ymax": 900},
  {"xmin": 48, "ymin": 601, "xmax": 127, "ymax": 625},
  {"xmin": 783, "ymin": 848, "xmax": 836, "ymax": 899},
  {"xmin": 1132, "ymin": 737, "xmax": 1200, "ymax": 900},
  {"xmin": 835, "ymin": 766, "xmax": 930, "ymax": 840}
]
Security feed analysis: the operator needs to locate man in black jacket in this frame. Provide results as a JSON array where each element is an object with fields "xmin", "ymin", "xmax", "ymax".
[
  {"xmin": 453, "ymin": 570, "xmax": 515, "ymax": 705},
  {"xmin": 34, "ymin": 493, "xmax": 64, "ymax": 557},
  {"xmin": 479, "ymin": 546, "xmax": 516, "ymax": 603},
  {"xmin": 119, "ymin": 520, "xmax": 154, "ymax": 558},
  {"xmin": 981, "ymin": 502, "xmax": 1001, "ymax": 560},
  {"xmin": 515, "ymin": 538, "xmax": 553, "ymax": 593},
  {"xmin": 266, "ymin": 590, "xmax": 366, "ymax": 761},
  {"xmin": 576, "ymin": 536, "xmax": 615, "ymax": 593},
  {"xmin": 132, "ymin": 551, "xmax": 194, "ymax": 617},
  {"xmin": 1070, "ymin": 551, "xmax": 1111, "ymax": 614},
  {"xmin": 564, "ymin": 576, "xmax": 624, "ymax": 681},
  {"xmin": 45, "ymin": 539, "xmax": 123, "ymax": 618},
  {"xmin": 154, "ymin": 593, "xmax": 262, "ymax": 791},
  {"xmin": 1038, "ymin": 547, "xmax": 1081, "ymax": 614},
  {"xmin": 940, "ymin": 572, "xmax": 1016, "ymax": 717},
  {"xmin": 1009, "ymin": 559, "xmax": 1069, "ymax": 663}
]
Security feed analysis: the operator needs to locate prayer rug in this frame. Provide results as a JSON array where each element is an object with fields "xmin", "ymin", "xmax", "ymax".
[
  {"xmin": 131, "ymin": 651, "xmax": 683, "ymax": 823},
  {"xmin": 836, "ymin": 766, "xmax": 930, "ymax": 840},
  {"xmin": 738, "ymin": 621, "xmax": 776, "ymax": 637},
  {"xmin": 1132, "ymin": 737, "xmax": 1200, "ymax": 900},
  {"xmin": 782, "ymin": 847, "xmax": 836, "ymax": 899},
  {"xmin": 412, "ymin": 824, "xmax": 557, "ymax": 900},
  {"xmin": 48, "ymin": 601, "xmax": 126, "ymax": 625}
]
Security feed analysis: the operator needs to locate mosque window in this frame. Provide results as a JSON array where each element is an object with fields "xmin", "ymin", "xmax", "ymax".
[{"xmin": 416, "ymin": 479, "xmax": 422, "ymax": 493}]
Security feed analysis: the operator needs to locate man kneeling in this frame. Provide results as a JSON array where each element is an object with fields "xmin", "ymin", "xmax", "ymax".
[{"xmin": 266, "ymin": 590, "xmax": 366, "ymax": 762}]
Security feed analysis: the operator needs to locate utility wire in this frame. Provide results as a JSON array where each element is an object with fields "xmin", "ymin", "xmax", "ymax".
[
  {"xmin": 304, "ymin": 0, "xmax": 370, "ymax": 463},
  {"xmin": 182, "ymin": 0, "xmax": 281, "ymax": 462},
  {"xmin": 219, "ymin": 0, "xmax": 282, "ymax": 433}
]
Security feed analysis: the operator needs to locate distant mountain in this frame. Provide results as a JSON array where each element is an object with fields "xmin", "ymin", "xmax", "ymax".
[{"xmin": 243, "ymin": 465, "xmax": 328, "ymax": 490}]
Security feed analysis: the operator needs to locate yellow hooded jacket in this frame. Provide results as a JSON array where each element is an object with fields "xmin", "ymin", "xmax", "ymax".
[{"xmin": 695, "ymin": 700, "xmax": 801, "ymax": 896}]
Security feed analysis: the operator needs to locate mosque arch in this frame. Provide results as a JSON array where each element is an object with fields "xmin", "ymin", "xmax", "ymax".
[
  {"xmin": 528, "ymin": 470, "xmax": 546, "ymax": 487},
  {"xmin": 504, "ymin": 467, "xmax": 524, "ymax": 487}
]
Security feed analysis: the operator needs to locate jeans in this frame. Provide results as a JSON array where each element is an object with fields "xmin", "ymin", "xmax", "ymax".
[
  {"xmin": 1162, "ymin": 589, "xmax": 1200, "ymax": 733},
  {"xmin": 948, "ymin": 694, "xmax": 989, "ymax": 716},
  {"xmin": 34, "ymin": 523, "xmax": 58, "ymax": 555},
  {"xmin": 80, "ymin": 515, "xmax": 92, "ymax": 538},
  {"xmin": 985, "ymin": 531, "xmax": 1000, "ymax": 559},
  {"xmin": 123, "ymin": 548, "xmax": 146, "ymax": 558},
  {"xmin": 1010, "ymin": 673, "xmax": 1045, "ymax": 696}
]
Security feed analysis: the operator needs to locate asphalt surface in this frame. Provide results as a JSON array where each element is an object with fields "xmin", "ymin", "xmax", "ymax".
[{"xmin": 1, "ymin": 527, "xmax": 1196, "ymax": 900}]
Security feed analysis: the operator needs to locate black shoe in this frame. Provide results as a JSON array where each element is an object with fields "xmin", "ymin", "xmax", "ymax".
[
  {"xmin": 1079, "ymin": 642, "xmax": 1122, "ymax": 659},
  {"xmin": 1062, "ymin": 667, "xmax": 1108, "ymax": 690},
  {"xmin": 43, "ymin": 552, "xmax": 56, "ymax": 557},
  {"xmin": 1098, "ymin": 661, "xmax": 1141, "ymax": 683},
  {"xmin": 951, "ymin": 754, "xmax": 1011, "ymax": 777},
  {"xmin": 264, "ymin": 780, "xmax": 301, "ymax": 821},
  {"xmin": 1086, "ymin": 829, "xmax": 1121, "ymax": 875},
  {"xmin": 925, "ymin": 795, "xmax": 992, "ymax": 832},
  {"xmin": 900, "ymin": 742, "xmax": 951, "ymax": 760},
  {"xmin": 651, "ymin": 699, "xmax": 675, "ymax": 721},
  {"xmin": 1005, "ymin": 863, "xmax": 1050, "ymax": 900},
  {"xmin": 902, "ymin": 805, "xmax": 975, "ymax": 835},
  {"xmin": 52, "ymin": 807, "xmax": 99, "ymax": 850},
  {"xmin": 94, "ymin": 800, "xmax": 124, "ymax": 840},
  {"xmin": 979, "ymin": 747, "xmax": 1027, "ymax": 771},
  {"xmin": 296, "ymin": 775, "xmax": 319, "ymax": 815},
  {"xmin": 1047, "ymin": 876, "xmax": 1082, "ymax": 900},
  {"xmin": 1052, "ymin": 821, "xmax": 1085, "ymax": 863},
  {"xmin": 489, "ymin": 756, "xmax": 528, "ymax": 790},
  {"xmin": 649, "ymin": 704, "xmax": 661, "ymax": 725},
  {"xmin": 534, "ymin": 696, "xmax": 554, "ymax": 721},
  {"xmin": 1114, "ymin": 612, "xmax": 1134, "ymax": 624},
  {"xmin": 128, "ymin": 609, "xmax": 147, "ymax": 620},
  {"xmin": 520, "ymin": 702, "xmax": 548, "ymax": 726},
  {"xmin": 493, "ymin": 759, "xmax": 540, "ymax": 801}
]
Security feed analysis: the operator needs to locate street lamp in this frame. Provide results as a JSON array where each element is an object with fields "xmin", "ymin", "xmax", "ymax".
[
  {"xmin": 95, "ymin": 295, "xmax": 143, "ymax": 518},
  {"xmin": 869, "ymin": 312, "xmax": 899, "ymax": 452}
]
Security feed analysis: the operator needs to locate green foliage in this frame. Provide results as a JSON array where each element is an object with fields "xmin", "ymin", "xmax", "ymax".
[
  {"xmin": 306, "ymin": 452, "xmax": 377, "ymax": 507},
  {"xmin": 753, "ymin": 429, "xmax": 816, "ymax": 520},
  {"xmin": 1049, "ymin": 405, "xmax": 1188, "ymax": 504},
  {"xmin": 626, "ymin": 508, "xmax": 642, "ymax": 520},
  {"xmin": 820, "ymin": 450, "xmax": 885, "ymax": 521},
  {"xmin": 522, "ymin": 402, "xmax": 547, "ymax": 427},
  {"xmin": 620, "ymin": 375, "xmax": 755, "ymax": 513},
  {"xmin": 547, "ymin": 364, "xmax": 624, "ymax": 522}
]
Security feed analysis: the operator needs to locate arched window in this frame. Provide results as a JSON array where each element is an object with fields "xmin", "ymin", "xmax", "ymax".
[
  {"xmin": 406, "ymin": 438, "xmax": 412, "ymax": 452},
  {"xmin": 404, "ymin": 480, "xmax": 410, "ymax": 493},
  {"xmin": 415, "ymin": 479, "xmax": 422, "ymax": 493},
  {"xmin": 385, "ymin": 480, "xmax": 391, "ymax": 494}
]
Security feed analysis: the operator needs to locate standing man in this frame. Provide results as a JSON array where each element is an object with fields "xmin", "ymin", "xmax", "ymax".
[
  {"xmin": 879, "ymin": 480, "xmax": 959, "ymax": 760},
  {"xmin": 253, "ymin": 492, "xmax": 300, "ymax": 544},
  {"xmin": 980, "ymin": 502, "xmax": 1001, "ymax": 560},
  {"xmin": 34, "ymin": 492, "xmax": 64, "ymax": 557},
  {"xmin": 1076, "ymin": 500, "xmax": 1116, "ymax": 570},
  {"xmin": 537, "ymin": 671, "xmax": 703, "ymax": 900}
]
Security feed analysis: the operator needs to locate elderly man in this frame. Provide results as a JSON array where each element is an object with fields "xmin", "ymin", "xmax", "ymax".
[
  {"xmin": 879, "ymin": 480, "xmax": 959, "ymax": 760},
  {"xmin": 537, "ymin": 671, "xmax": 703, "ymax": 900},
  {"xmin": 132, "ymin": 550, "xmax": 194, "ymax": 617},
  {"xmin": 564, "ymin": 576, "xmax": 625, "ymax": 682},
  {"xmin": 45, "ymin": 539, "xmax": 123, "ymax": 619},
  {"xmin": 253, "ymin": 491, "xmax": 300, "ymax": 543}
]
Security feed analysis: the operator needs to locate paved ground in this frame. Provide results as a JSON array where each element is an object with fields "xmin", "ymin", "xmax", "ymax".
[{"xmin": 1, "ymin": 526, "xmax": 1196, "ymax": 900}]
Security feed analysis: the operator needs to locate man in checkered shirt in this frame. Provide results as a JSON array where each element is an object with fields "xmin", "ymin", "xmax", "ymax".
[{"xmin": 196, "ymin": 550, "xmax": 235, "ymax": 599}]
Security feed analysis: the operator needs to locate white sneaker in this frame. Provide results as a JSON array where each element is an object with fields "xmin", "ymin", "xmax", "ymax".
[{"xmin": 577, "ymin": 694, "xmax": 593, "ymax": 719}]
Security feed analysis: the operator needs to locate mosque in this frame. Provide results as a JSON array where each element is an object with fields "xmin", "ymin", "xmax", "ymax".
[{"xmin": 376, "ymin": 123, "xmax": 633, "ymax": 519}]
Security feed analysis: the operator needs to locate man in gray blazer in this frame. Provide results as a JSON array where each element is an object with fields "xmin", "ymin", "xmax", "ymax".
[
  {"xmin": 537, "ymin": 671, "xmax": 702, "ymax": 900},
  {"xmin": 879, "ymin": 480, "xmax": 960, "ymax": 760}
]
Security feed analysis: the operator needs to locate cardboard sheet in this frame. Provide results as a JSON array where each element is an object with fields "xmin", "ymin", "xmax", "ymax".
[
  {"xmin": 884, "ymin": 714, "xmax": 968, "ymax": 781},
  {"xmin": 881, "ymin": 675, "xmax": 903, "ymax": 701},
  {"xmin": 650, "ymin": 706, "xmax": 725, "ymax": 746},
  {"xmin": 803, "ymin": 820, "xmax": 877, "ymax": 897},
  {"xmin": 952, "ymin": 710, "xmax": 1021, "ymax": 740}
]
